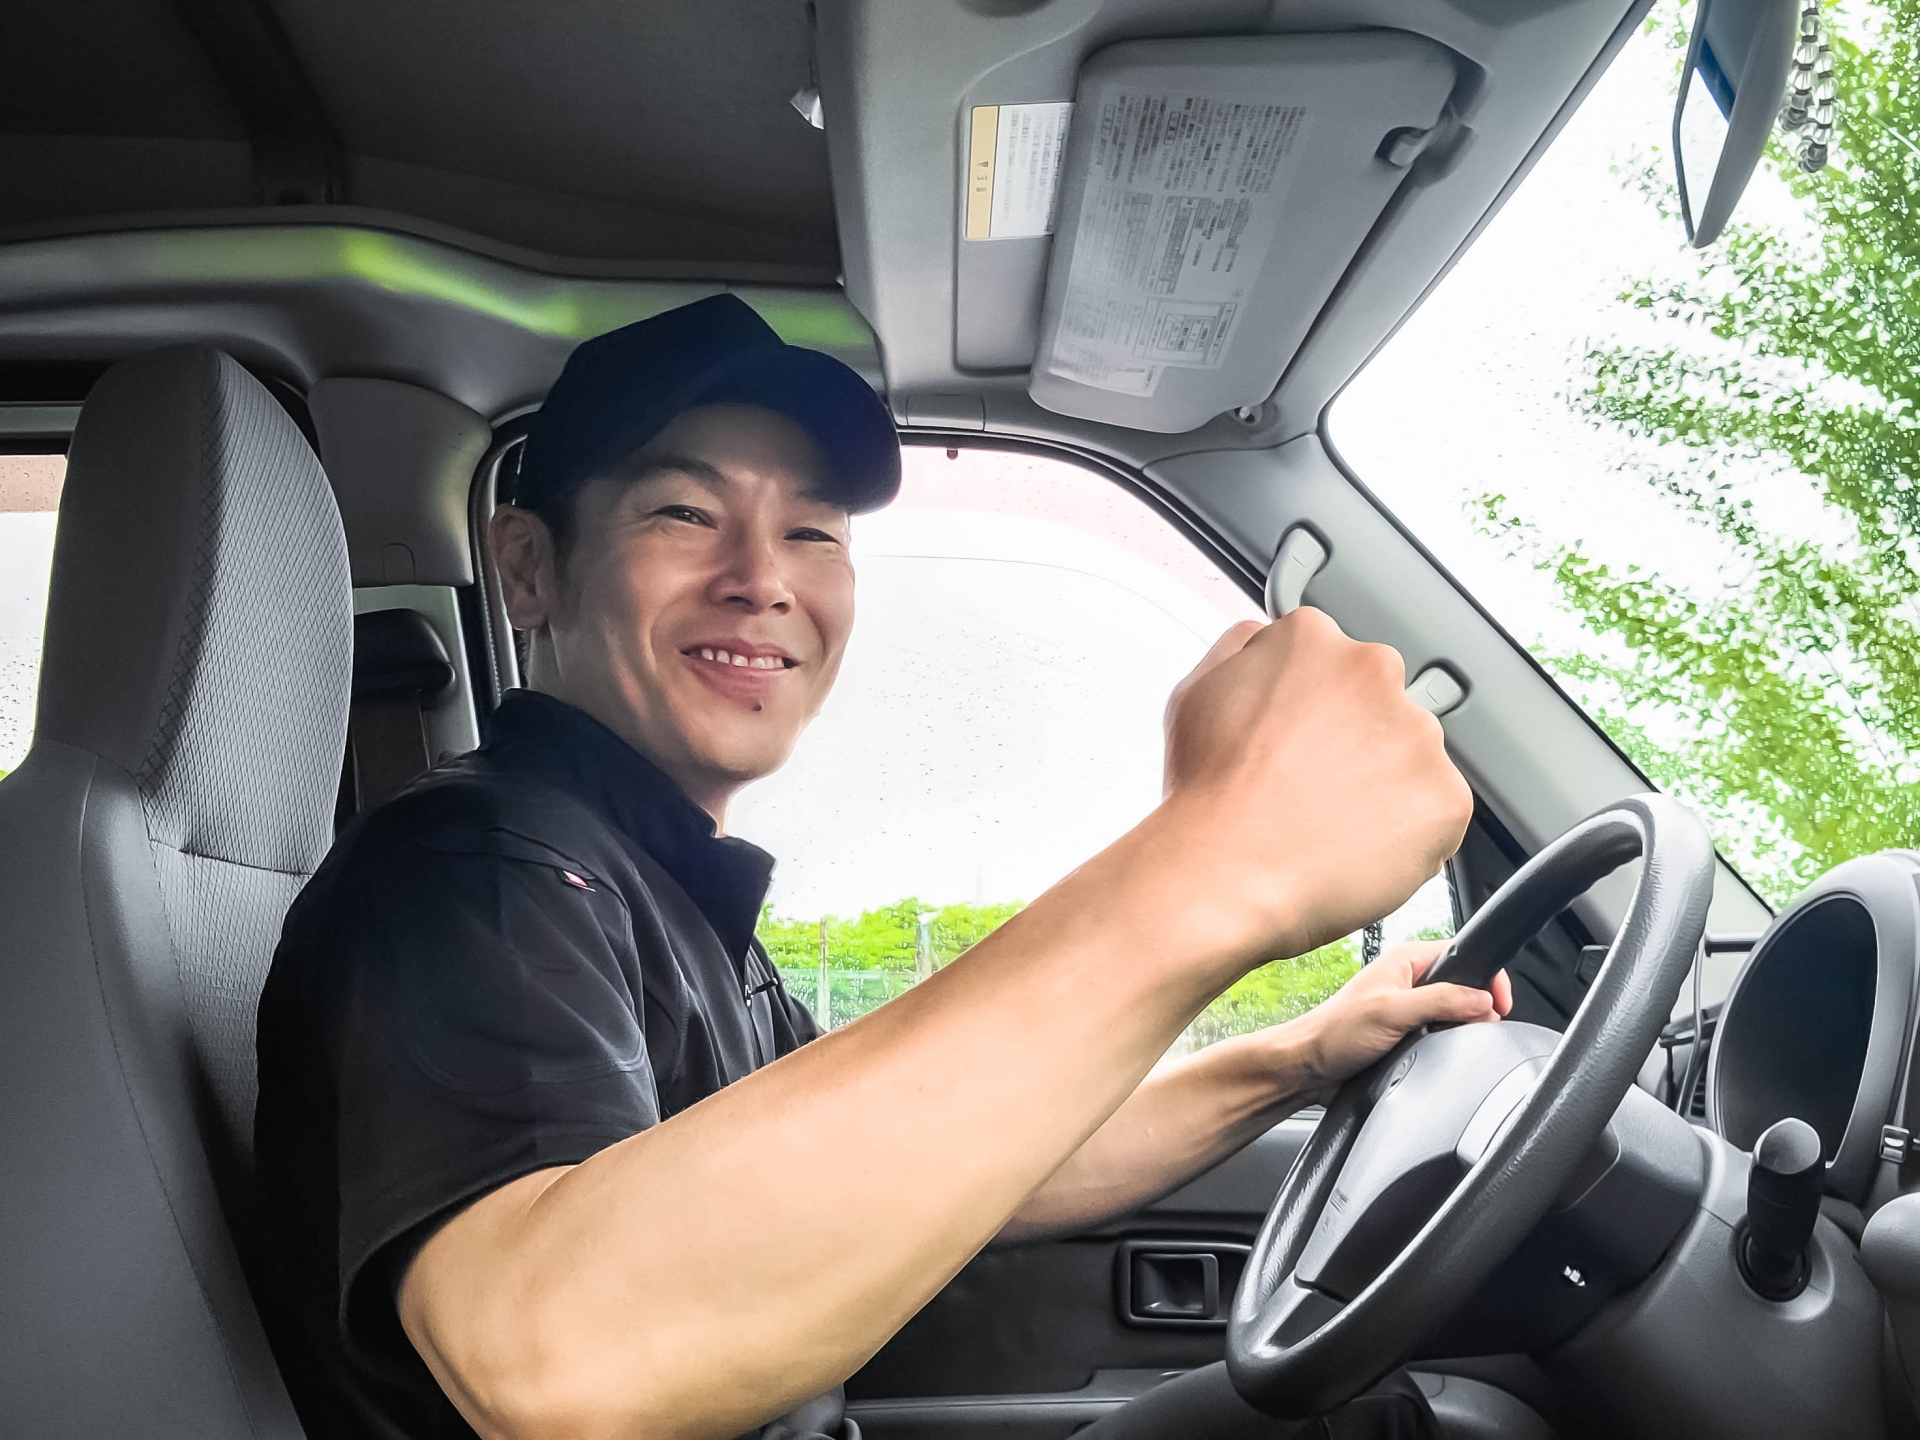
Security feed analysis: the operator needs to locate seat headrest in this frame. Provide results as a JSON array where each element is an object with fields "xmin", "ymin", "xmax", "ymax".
[{"xmin": 36, "ymin": 347, "xmax": 351, "ymax": 874}]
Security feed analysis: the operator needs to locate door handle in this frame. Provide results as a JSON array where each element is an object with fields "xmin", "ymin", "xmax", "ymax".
[{"xmin": 1116, "ymin": 1239, "xmax": 1251, "ymax": 1328}]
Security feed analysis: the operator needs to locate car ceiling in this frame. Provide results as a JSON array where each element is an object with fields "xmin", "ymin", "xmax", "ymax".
[
  {"xmin": 3, "ymin": 0, "xmax": 838, "ymax": 278},
  {"xmin": 0, "ymin": 0, "xmax": 1646, "ymax": 441}
]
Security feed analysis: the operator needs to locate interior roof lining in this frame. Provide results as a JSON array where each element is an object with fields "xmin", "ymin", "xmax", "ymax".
[
  {"xmin": 0, "ymin": 225, "xmax": 879, "ymax": 421},
  {"xmin": 0, "ymin": 206, "xmax": 843, "ymax": 287},
  {"xmin": 3, "ymin": 0, "xmax": 839, "ymax": 270}
]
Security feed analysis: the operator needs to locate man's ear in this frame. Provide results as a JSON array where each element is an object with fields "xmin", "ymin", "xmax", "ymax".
[{"xmin": 489, "ymin": 504, "xmax": 561, "ymax": 631}]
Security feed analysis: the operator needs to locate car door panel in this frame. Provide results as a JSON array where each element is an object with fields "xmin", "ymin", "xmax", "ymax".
[
  {"xmin": 847, "ymin": 1369, "xmax": 1174, "ymax": 1440},
  {"xmin": 846, "ymin": 1114, "xmax": 1317, "ymax": 1433}
]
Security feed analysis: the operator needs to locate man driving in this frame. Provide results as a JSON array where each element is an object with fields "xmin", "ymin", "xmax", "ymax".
[{"xmin": 255, "ymin": 294, "xmax": 1509, "ymax": 1440}]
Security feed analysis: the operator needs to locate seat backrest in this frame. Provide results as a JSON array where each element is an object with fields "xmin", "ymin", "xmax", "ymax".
[{"xmin": 0, "ymin": 348, "xmax": 350, "ymax": 1438}]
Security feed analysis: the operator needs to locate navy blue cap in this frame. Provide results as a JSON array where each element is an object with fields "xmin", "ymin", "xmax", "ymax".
[{"xmin": 515, "ymin": 294, "xmax": 899, "ymax": 521}]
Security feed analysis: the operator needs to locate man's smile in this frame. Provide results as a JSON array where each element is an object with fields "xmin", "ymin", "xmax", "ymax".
[
  {"xmin": 684, "ymin": 641, "xmax": 799, "ymax": 671},
  {"xmin": 680, "ymin": 640, "xmax": 801, "ymax": 704}
]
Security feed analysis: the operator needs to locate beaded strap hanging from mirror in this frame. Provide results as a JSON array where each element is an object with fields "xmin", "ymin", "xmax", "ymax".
[{"xmin": 1778, "ymin": 0, "xmax": 1836, "ymax": 173}]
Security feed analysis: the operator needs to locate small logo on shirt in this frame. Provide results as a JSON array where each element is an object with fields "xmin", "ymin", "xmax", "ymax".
[{"xmin": 560, "ymin": 870, "xmax": 596, "ymax": 892}]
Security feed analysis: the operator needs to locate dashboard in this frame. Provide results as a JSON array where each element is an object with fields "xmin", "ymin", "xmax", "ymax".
[
  {"xmin": 1706, "ymin": 851, "xmax": 1920, "ymax": 1203},
  {"xmin": 1521, "ymin": 850, "xmax": 1915, "ymax": 1439}
]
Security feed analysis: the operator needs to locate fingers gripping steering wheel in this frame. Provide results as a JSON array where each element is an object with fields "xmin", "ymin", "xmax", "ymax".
[{"xmin": 1225, "ymin": 794, "xmax": 1715, "ymax": 1418}]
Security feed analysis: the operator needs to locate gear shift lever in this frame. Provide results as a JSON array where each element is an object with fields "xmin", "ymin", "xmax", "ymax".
[{"xmin": 1739, "ymin": 1116, "xmax": 1823, "ymax": 1300}]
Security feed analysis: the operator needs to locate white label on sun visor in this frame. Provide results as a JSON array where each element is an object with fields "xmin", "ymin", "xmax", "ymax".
[
  {"xmin": 1047, "ymin": 94, "xmax": 1310, "ymax": 397},
  {"xmin": 967, "ymin": 102, "xmax": 1073, "ymax": 240}
]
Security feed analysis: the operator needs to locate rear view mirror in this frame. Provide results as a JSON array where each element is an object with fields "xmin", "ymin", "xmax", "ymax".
[{"xmin": 1672, "ymin": 0, "xmax": 1800, "ymax": 247}]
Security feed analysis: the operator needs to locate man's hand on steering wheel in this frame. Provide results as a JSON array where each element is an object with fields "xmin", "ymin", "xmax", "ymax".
[{"xmin": 1295, "ymin": 942, "xmax": 1513, "ymax": 1105}]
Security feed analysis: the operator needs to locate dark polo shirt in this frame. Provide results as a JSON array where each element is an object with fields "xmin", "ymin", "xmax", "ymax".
[{"xmin": 254, "ymin": 690, "xmax": 824, "ymax": 1440}]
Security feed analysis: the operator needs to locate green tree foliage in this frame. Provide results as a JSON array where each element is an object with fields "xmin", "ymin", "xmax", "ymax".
[
  {"xmin": 758, "ymin": 898, "xmax": 1026, "ymax": 971},
  {"xmin": 1481, "ymin": 2, "xmax": 1920, "ymax": 902},
  {"xmin": 1183, "ymin": 938, "xmax": 1362, "ymax": 1049},
  {"xmin": 759, "ymin": 897, "xmax": 1365, "ymax": 1039}
]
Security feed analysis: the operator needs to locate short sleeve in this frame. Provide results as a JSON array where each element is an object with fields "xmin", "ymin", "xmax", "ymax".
[{"xmin": 314, "ymin": 831, "xmax": 663, "ymax": 1351}]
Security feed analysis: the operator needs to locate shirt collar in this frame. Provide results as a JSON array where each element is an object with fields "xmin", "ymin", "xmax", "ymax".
[{"xmin": 487, "ymin": 690, "xmax": 775, "ymax": 962}]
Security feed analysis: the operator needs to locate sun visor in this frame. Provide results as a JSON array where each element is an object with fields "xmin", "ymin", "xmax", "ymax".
[{"xmin": 1026, "ymin": 33, "xmax": 1459, "ymax": 433}]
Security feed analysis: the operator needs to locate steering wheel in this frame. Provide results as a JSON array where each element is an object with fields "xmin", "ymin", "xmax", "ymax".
[{"xmin": 1225, "ymin": 793, "xmax": 1714, "ymax": 1418}]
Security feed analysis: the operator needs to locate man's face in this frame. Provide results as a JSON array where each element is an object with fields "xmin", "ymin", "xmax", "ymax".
[{"xmin": 496, "ymin": 404, "xmax": 856, "ymax": 813}]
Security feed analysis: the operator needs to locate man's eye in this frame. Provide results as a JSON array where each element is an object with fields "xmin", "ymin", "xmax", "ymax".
[
  {"xmin": 788, "ymin": 527, "xmax": 842, "ymax": 544},
  {"xmin": 654, "ymin": 504, "xmax": 712, "ymax": 526}
]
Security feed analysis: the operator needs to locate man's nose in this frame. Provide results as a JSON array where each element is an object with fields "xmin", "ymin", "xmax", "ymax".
[{"xmin": 709, "ymin": 525, "xmax": 795, "ymax": 612}]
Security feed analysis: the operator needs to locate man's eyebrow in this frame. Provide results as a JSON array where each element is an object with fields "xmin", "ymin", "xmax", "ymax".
[
  {"xmin": 618, "ymin": 452, "xmax": 848, "ymax": 515},
  {"xmin": 620, "ymin": 454, "xmax": 732, "ymax": 493}
]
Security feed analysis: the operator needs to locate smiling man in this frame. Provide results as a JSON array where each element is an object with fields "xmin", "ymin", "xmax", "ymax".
[{"xmin": 254, "ymin": 295, "xmax": 1507, "ymax": 1440}]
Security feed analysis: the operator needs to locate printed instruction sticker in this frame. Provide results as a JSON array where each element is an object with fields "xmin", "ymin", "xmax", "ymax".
[
  {"xmin": 1046, "ymin": 94, "xmax": 1310, "ymax": 397},
  {"xmin": 966, "ymin": 102, "xmax": 1074, "ymax": 240}
]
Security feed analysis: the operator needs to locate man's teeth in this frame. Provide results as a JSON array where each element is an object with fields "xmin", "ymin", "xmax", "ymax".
[{"xmin": 697, "ymin": 647, "xmax": 787, "ymax": 670}]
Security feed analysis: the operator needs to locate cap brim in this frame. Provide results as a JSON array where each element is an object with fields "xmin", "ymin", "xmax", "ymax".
[{"xmin": 680, "ymin": 346, "xmax": 901, "ymax": 513}]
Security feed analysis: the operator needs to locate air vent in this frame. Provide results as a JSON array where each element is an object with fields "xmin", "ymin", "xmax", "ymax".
[
  {"xmin": 1657, "ymin": 1001, "xmax": 1721, "ymax": 1119},
  {"xmin": 1688, "ymin": 1032, "xmax": 1712, "ymax": 1120}
]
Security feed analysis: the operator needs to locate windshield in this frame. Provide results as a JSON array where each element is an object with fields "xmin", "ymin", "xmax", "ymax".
[{"xmin": 1332, "ymin": 1, "xmax": 1913, "ymax": 911}]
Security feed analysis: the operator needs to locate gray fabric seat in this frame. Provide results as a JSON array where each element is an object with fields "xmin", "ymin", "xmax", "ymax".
[{"xmin": 0, "ymin": 348, "xmax": 350, "ymax": 1437}]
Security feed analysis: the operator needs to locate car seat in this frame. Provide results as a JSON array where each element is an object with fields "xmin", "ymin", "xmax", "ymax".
[{"xmin": 0, "ymin": 347, "xmax": 348, "ymax": 1437}]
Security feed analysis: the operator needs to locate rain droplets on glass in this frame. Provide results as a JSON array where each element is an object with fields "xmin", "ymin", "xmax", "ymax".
[{"xmin": 1778, "ymin": 0, "xmax": 1836, "ymax": 173}]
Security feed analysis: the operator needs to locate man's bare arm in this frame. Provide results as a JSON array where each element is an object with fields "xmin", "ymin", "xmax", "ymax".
[
  {"xmin": 397, "ymin": 611, "xmax": 1474, "ymax": 1440},
  {"xmin": 998, "ymin": 944, "xmax": 1515, "ymax": 1242}
]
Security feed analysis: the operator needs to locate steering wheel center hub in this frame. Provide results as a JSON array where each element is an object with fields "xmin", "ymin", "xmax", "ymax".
[{"xmin": 1294, "ymin": 1024, "xmax": 1561, "ymax": 1302}]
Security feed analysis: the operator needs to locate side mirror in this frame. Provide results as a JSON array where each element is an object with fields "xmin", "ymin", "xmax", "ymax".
[{"xmin": 1672, "ymin": 0, "xmax": 1800, "ymax": 247}]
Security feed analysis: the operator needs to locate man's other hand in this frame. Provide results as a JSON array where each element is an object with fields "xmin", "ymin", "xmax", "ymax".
[
  {"xmin": 1296, "ymin": 940, "xmax": 1514, "ymax": 1103},
  {"xmin": 1159, "ymin": 610, "xmax": 1475, "ymax": 967},
  {"xmin": 997, "ymin": 941, "xmax": 1513, "ymax": 1241}
]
